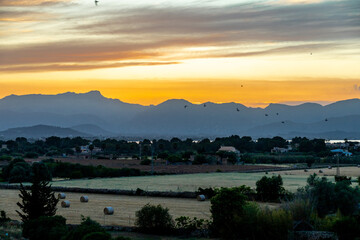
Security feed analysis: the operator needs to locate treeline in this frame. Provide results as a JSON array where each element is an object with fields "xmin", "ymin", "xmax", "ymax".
[
  {"xmin": 0, "ymin": 135, "xmax": 335, "ymax": 158},
  {"xmin": 0, "ymin": 158, "xmax": 143, "ymax": 183}
]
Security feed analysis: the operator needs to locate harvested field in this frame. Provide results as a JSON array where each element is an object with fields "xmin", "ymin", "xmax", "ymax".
[
  {"xmin": 24, "ymin": 158, "xmax": 284, "ymax": 174},
  {"xmin": 51, "ymin": 172, "xmax": 310, "ymax": 192},
  {"xmin": 273, "ymin": 166, "xmax": 360, "ymax": 177},
  {"xmin": 0, "ymin": 189, "xmax": 211, "ymax": 226}
]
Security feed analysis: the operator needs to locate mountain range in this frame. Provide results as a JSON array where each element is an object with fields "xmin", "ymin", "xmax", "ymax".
[{"xmin": 1, "ymin": 91, "xmax": 360, "ymax": 139}]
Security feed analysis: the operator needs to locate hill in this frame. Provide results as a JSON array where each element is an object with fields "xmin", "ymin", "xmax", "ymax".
[{"xmin": 1, "ymin": 91, "xmax": 360, "ymax": 139}]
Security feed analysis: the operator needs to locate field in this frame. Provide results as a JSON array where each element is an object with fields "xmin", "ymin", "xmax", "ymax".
[
  {"xmin": 49, "ymin": 172, "xmax": 308, "ymax": 192},
  {"xmin": 25, "ymin": 157, "xmax": 284, "ymax": 174},
  {"xmin": 272, "ymin": 166, "xmax": 360, "ymax": 177},
  {"xmin": 49, "ymin": 166, "xmax": 360, "ymax": 193},
  {"xmin": 0, "ymin": 189, "xmax": 211, "ymax": 226}
]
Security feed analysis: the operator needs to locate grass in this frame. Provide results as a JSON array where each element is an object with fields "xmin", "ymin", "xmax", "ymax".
[
  {"xmin": 49, "ymin": 166, "xmax": 360, "ymax": 193},
  {"xmin": 50, "ymin": 171, "xmax": 309, "ymax": 192},
  {"xmin": 0, "ymin": 190, "xmax": 211, "ymax": 226}
]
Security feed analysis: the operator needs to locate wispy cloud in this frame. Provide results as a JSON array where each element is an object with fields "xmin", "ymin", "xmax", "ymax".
[
  {"xmin": 0, "ymin": 61, "xmax": 180, "ymax": 72},
  {"xmin": 0, "ymin": 0, "xmax": 359, "ymax": 72},
  {"xmin": 0, "ymin": 0, "xmax": 72, "ymax": 6}
]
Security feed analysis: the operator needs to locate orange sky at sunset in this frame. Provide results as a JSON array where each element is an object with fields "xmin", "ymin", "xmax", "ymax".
[{"xmin": 1, "ymin": 0, "xmax": 359, "ymax": 106}]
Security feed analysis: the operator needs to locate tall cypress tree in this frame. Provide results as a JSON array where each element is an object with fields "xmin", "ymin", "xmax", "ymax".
[{"xmin": 16, "ymin": 165, "xmax": 59, "ymax": 222}]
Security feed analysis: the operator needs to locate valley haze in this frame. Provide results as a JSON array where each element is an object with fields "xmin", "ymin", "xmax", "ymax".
[{"xmin": 1, "ymin": 91, "xmax": 360, "ymax": 140}]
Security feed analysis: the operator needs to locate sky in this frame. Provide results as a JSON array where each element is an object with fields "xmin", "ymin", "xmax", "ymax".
[{"xmin": 0, "ymin": 0, "xmax": 359, "ymax": 106}]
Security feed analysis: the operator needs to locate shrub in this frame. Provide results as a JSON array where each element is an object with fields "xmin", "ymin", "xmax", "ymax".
[
  {"xmin": 0, "ymin": 210, "xmax": 10, "ymax": 224},
  {"xmin": 64, "ymin": 217, "xmax": 105, "ymax": 240},
  {"xmin": 330, "ymin": 216, "xmax": 360, "ymax": 240},
  {"xmin": 24, "ymin": 152, "xmax": 39, "ymax": 159},
  {"xmin": 140, "ymin": 159, "xmax": 151, "ymax": 165},
  {"xmin": 175, "ymin": 216, "xmax": 210, "ymax": 232},
  {"xmin": 282, "ymin": 198, "xmax": 314, "ymax": 222},
  {"xmin": 196, "ymin": 187, "xmax": 217, "ymax": 199},
  {"xmin": 135, "ymin": 204, "xmax": 174, "ymax": 234},
  {"xmin": 301, "ymin": 174, "xmax": 360, "ymax": 217},
  {"xmin": 334, "ymin": 175, "xmax": 352, "ymax": 185},
  {"xmin": 22, "ymin": 215, "xmax": 67, "ymax": 240},
  {"xmin": 255, "ymin": 208, "xmax": 292, "ymax": 240},
  {"xmin": 193, "ymin": 154, "xmax": 209, "ymax": 165},
  {"xmin": 82, "ymin": 232, "xmax": 111, "ymax": 240},
  {"xmin": 210, "ymin": 187, "xmax": 247, "ymax": 239},
  {"xmin": 256, "ymin": 175, "xmax": 285, "ymax": 202}
]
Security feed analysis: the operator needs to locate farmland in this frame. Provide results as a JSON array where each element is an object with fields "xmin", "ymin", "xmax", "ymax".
[
  {"xmin": 49, "ymin": 166, "xmax": 360, "ymax": 192},
  {"xmin": 49, "ymin": 171, "xmax": 308, "ymax": 192},
  {"xmin": 25, "ymin": 157, "xmax": 285, "ymax": 174},
  {"xmin": 0, "ymin": 189, "xmax": 211, "ymax": 226}
]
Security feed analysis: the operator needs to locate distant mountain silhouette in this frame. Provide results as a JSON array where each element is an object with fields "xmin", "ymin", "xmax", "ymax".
[
  {"xmin": 0, "ymin": 91, "xmax": 360, "ymax": 139},
  {"xmin": 0, "ymin": 125, "xmax": 90, "ymax": 139}
]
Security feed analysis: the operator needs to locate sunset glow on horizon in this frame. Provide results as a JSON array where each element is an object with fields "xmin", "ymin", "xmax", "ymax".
[{"xmin": 1, "ymin": 0, "xmax": 359, "ymax": 106}]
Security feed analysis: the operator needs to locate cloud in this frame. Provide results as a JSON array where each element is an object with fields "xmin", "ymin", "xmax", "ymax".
[
  {"xmin": 0, "ymin": 61, "xmax": 180, "ymax": 72},
  {"xmin": 0, "ymin": 0, "xmax": 72, "ymax": 6},
  {"xmin": 0, "ymin": 0, "xmax": 359, "ymax": 72},
  {"xmin": 75, "ymin": 0, "xmax": 360, "ymax": 43}
]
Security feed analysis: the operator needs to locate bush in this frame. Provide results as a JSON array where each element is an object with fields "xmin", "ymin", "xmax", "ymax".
[
  {"xmin": 175, "ymin": 216, "xmax": 210, "ymax": 232},
  {"xmin": 210, "ymin": 187, "xmax": 247, "ymax": 239},
  {"xmin": 22, "ymin": 215, "xmax": 67, "ymax": 240},
  {"xmin": 193, "ymin": 154, "xmax": 210, "ymax": 165},
  {"xmin": 255, "ymin": 208, "xmax": 292, "ymax": 240},
  {"xmin": 2, "ymin": 159, "xmax": 32, "ymax": 183},
  {"xmin": 64, "ymin": 217, "xmax": 105, "ymax": 240},
  {"xmin": 301, "ymin": 175, "xmax": 360, "ymax": 217},
  {"xmin": 330, "ymin": 216, "xmax": 360, "ymax": 240},
  {"xmin": 82, "ymin": 232, "xmax": 111, "ymax": 240},
  {"xmin": 24, "ymin": 152, "xmax": 39, "ymax": 159},
  {"xmin": 334, "ymin": 175, "xmax": 352, "ymax": 185},
  {"xmin": 196, "ymin": 187, "xmax": 217, "ymax": 199},
  {"xmin": 0, "ymin": 210, "xmax": 10, "ymax": 224},
  {"xmin": 140, "ymin": 159, "xmax": 151, "ymax": 165},
  {"xmin": 256, "ymin": 175, "xmax": 285, "ymax": 202},
  {"xmin": 135, "ymin": 204, "xmax": 174, "ymax": 234}
]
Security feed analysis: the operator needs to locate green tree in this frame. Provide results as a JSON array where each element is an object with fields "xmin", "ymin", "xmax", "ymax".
[
  {"xmin": 65, "ymin": 217, "xmax": 106, "ymax": 240},
  {"xmin": 210, "ymin": 187, "xmax": 247, "ymax": 239},
  {"xmin": 89, "ymin": 144, "xmax": 94, "ymax": 159},
  {"xmin": 135, "ymin": 204, "xmax": 174, "ymax": 234},
  {"xmin": 16, "ymin": 167, "xmax": 58, "ymax": 222},
  {"xmin": 256, "ymin": 175, "xmax": 285, "ymax": 202}
]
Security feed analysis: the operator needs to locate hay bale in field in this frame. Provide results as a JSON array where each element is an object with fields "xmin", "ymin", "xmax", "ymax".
[
  {"xmin": 80, "ymin": 196, "xmax": 89, "ymax": 202},
  {"xmin": 104, "ymin": 207, "xmax": 114, "ymax": 215},
  {"xmin": 197, "ymin": 195, "xmax": 206, "ymax": 201},
  {"xmin": 319, "ymin": 170, "xmax": 323, "ymax": 173},
  {"xmin": 61, "ymin": 200, "xmax": 70, "ymax": 208},
  {"xmin": 58, "ymin": 193, "xmax": 66, "ymax": 199}
]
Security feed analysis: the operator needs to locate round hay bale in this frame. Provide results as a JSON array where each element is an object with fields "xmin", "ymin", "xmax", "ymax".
[
  {"xmin": 104, "ymin": 207, "xmax": 114, "ymax": 215},
  {"xmin": 319, "ymin": 170, "xmax": 323, "ymax": 173},
  {"xmin": 80, "ymin": 196, "xmax": 89, "ymax": 202},
  {"xmin": 61, "ymin": 200, "xmax": 70, "ymax": 208},
  {"xmin": 197, "ymin": 195, "xmax": 206, "ymax": 201},
  {"xmin": 58, "ymin": 193, "xmax": 66, "ymax": 199}
]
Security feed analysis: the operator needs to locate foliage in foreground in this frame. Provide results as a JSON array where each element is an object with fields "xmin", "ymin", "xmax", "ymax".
[
  {"xmin": 16, "ymin": 168, "xmax": 58, "ymax": 222},
  {"xmin": 135, "ymin": 204, "xmax": 174, "ymax": 234},
  {"xmin": 22, "ymin": 215, "xmax": 67, "ymax": 240},
  {"xmin": 210, "ymin": 187, "xmax": 292, "ymax": 239}
]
